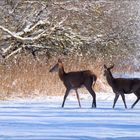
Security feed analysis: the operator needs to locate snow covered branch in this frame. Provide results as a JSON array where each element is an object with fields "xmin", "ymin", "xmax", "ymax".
[
  {"xmin": 0, "ymin": 16, "xmax": 67, "ymax": 42},
  {"xmin": 0, "ymin": 15, "xmax": 71, "ymax": 59}
]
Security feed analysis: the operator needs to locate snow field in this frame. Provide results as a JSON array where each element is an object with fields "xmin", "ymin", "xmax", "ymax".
[{"xmin": 0, "ymin": 93, "xmax": 140, "ymax": 140}]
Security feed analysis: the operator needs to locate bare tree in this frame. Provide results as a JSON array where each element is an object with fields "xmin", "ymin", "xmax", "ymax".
[{"xmin": 0, "ymin": 0, "xmax": 139, "ymax": 66}]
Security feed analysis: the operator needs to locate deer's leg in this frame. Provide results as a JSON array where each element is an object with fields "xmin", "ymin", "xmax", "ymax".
[
  {"xmin": 131, "ymin": 97, "xmax": 140, "ymax": 109},
  {"xmin": 113, "ymin": 94, "xmax": 119, "ymax": 108},
  {"xmin": 75, "ymin": 89, "xmax": 81, "ymax": 108},
  {"xmin": 85, "ymin": 86, "xmax": 96, "ymax": 108},
  {"xmin": 91, "ymin": 89, "xmax": 96, "ymax": 108},
  {"xmin": 84, "ymin": 79, "xmax": 96, "ymax": 108},
  {"xmin": 120, "ymin": 93, "xmax": 127, "ymax": 109},
  {"xmin": 62, "ymin": 89, "xmax": 70, "ymax": 108}
]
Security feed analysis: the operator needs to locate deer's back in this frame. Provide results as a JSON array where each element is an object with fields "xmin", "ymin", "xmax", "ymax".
[
  {"xmin": 63, "ymin": 70, "xmax": 94, "ymax": 88},
  {"xmin": 114, "ymin": 78, "xmax": 140, "ymax": 93}
]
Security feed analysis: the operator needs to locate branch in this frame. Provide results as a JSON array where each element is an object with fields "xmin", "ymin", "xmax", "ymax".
[
  {"xmin": 9, "ymin": 1, "xmax": 20, "ymax": 14},
  {"xmin": 0, "ymin": 25, "xmax": 24, "ymax": 40},
  {"xmin": 0, "ymin": 25, "xmax": 46, "ymax": 42},
  {"xmin": 1, "ymin": 44, "xmax": 14, "ymax": 54},
  {"xmin": 1, "ymin": 19, "xmax": 50, "ymax": 40},
  {"xmin": 4, "ymin": 47, "xmax": 22, "ymax": 60},
  {"xmin": 0, "ymin": 16, "xmax": 68, "ymax": 42},
  {"xmin": 6, "ymin": 19, "xmax": 50, "ymax": 37}
]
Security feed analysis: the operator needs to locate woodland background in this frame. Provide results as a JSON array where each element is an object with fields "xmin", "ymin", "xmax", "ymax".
[{"xmin": 0, "ymin": 0, "xmax": 140, "ymax": 99}]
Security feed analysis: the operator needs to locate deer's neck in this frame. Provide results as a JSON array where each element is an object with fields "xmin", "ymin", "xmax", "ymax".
[
  {"xmin": 106, "ymin": 71, "xmax": 114, "ymax": 87},
  {"xmin": 58, "ymin": 66, "xmax": 66, "ymax": 81}
]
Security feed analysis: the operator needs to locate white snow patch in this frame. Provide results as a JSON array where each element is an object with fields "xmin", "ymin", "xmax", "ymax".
[
  {"xmin": 0, "ymin": 93, "xmax": 140, "ymax": 140},
  {"xmin": 113, "ymin": 72, "xmax": 140, "ymax": 79}
]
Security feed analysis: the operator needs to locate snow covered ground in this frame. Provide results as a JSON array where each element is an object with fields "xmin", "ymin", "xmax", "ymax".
[{"xmin": 0, "ymin": 93, "xmax": 140, "ymax": 140}]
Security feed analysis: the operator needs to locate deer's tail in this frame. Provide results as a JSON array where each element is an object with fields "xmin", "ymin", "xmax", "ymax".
[{"xmin": 92, "ymin": 74, "xmax": 97, "ymax": 87}]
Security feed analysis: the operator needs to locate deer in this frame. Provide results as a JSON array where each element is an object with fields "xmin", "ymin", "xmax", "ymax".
[
  {"xmin": 104, "ymin": 64, "xmax": 140, "ymax": 109},
  {"xmin": 49, "ymin": 59, "xmax": 97, "ymax": 108}
]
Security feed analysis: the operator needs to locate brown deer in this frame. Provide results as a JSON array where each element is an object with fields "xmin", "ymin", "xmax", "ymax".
[
  {"xmin": 104, "ymin": 64, "xmax": 140, "ymax": 109},
  {"xmin": 49, "ymin": 59, "xmax": 97, "ymax": 108}
]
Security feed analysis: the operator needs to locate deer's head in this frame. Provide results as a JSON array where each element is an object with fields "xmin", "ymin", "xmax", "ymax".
[
  {"xmin": 104, "ymin": 64, "xmax": 114, "ymax": 76},
  {"xmin": 49, "ymin": 59, "xmax": 63, "ymax": 73}
]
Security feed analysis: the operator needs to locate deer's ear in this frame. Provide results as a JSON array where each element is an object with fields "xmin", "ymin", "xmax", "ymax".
[
  {"xmin": 58, "ymin": 58, "xmax": 62, "ymax": 63},
  {"xmin": 104, "ymin": 65, "xmax": 107, "ymax": 69},
  {"xmin": 109, "ymin": 64, "xmax": 114, "ymax": 70}
]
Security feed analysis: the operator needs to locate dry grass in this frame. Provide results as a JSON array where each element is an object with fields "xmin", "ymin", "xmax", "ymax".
[{"xmin": 0, "ymin": 55, "xmax": 112, "ymax": 99}]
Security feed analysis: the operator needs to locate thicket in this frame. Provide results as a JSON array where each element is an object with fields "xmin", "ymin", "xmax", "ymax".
[{"xmin": 0, "ymin": 0, "xmax": 139, "ymax": 98}]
